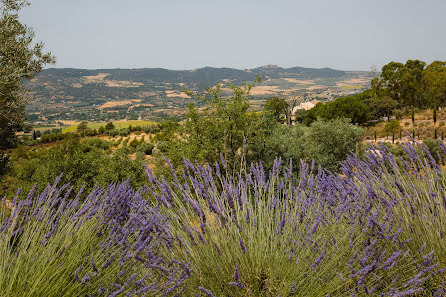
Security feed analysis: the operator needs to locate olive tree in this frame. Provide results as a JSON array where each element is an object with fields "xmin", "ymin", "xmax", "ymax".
[{"xmin": 1, "ymin": 0, "xmax": 54, "ymax": 173}]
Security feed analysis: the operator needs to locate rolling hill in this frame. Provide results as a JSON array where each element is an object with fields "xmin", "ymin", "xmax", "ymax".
[{"xmin": 25, "ymin": 65, "xmax": 373, "ymax": 125}]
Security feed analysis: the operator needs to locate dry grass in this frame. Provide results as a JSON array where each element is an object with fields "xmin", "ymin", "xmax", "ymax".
[
  {"xmin": 83, "ymin": 73, "xmax": 143, "ymax": 88},
  {"xmin": 340, "ymin": 78, "xmax": 369, "ymax": 84},
  {"xmin": 98, "ymin": 99, "xmax": 142, "ymax": 110},
  {"xmin": 84, "ymin": 73, "xmax": 109, "ymax": 82},
  {"xmin": 306, "ymin": 85, "xmax": 326, "ymax": 90},
  {"xmin": 282, "ymin": 78, "xmax": 315, "ymax": 84},
  {"xmin": 165, "ymin": 90, "xmax": 190, "ymax": 99},
  {"xmin": 365, "ymin": 108, "xmax": 446, "ymax": 142}
]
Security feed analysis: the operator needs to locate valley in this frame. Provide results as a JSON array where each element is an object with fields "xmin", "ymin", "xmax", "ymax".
[{"xmin": 25, "ymin": 65, "xmax": 373, "ymax": 127}]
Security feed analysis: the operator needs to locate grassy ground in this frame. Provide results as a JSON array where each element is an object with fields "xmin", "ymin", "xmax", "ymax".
[
  {"xmin": 340, "ymin": 85, "xmax": 362, "ymax": 90},
  {"xmin": 61, "ymin": 120, "xmax": 157, "ymax": 133},
  {"xmin": 365, "ymin": 108, "xmax": 446, "ymax": 142}
]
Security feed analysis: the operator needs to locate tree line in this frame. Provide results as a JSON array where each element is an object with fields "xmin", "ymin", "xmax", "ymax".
[{"xmin": 286, "ymin": 60, "xmax": 446, "ymax": 126}]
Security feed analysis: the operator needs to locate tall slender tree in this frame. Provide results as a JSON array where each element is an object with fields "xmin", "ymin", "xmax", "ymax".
[{"xmin": 433, "ymin": 107, "xmax": 437, "ymax": 125}]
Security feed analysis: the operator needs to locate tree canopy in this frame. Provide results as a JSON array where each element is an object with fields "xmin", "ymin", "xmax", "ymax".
[
  {"xmin": 264, "ymin": 96, "xmax": 288, "ymax": 123},
  {"xmin": 378, "ymin": 59, "xmax": 445, "ymax": 109},
  {"xmin": 1, "ymin": 0, "xmax": 54, "ymax": 176},
  {"xmin": 303, "ymin": 96, "xmax": 369, "ymax": 126}
]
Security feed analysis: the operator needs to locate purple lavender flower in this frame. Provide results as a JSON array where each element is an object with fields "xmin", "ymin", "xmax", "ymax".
[
  {"xmin": 239, "ymin": 237, "xmax": 247, "ymax": 254},
  {"xmin": 199, "ymin": 286, "xmax": 217, "ymax": 297}
]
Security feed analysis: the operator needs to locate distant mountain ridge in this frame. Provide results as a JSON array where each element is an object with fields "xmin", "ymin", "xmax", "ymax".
[{"xmin": 37, "ymin": 65, "xmax": 349, "ymax": 87}]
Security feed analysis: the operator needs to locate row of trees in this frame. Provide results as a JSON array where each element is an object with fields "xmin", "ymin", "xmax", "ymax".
[
  {"xmin": 373, "ymin": 60, "xmax": 446, "ymax": 109},
  {"xmin": 286, "ymin": 60, "xmax": 445, "ymax": 127}
]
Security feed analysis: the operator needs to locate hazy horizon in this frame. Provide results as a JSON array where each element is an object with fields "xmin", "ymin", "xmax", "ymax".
[
  {"xmin": 20, "ymin": 0, "xmax": 446, "ymax": 71},
  {"xmin": 41, "ymin": 64, "xmax": 368, "ymax": 72}
]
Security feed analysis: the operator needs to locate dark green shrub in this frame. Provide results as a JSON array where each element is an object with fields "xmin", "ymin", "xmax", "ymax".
[{"xmin": 136, "ymin": 142, "xmax": 155, "ymax": 155}]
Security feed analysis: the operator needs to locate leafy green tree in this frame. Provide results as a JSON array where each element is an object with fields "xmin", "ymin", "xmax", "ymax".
[
  {"xmin": 136, "ymin": 142, "xmax": 154, "ymax": 155},
  {"xmin": 304, "ymin": 96, "xmax": 369, "ymax": 125},
  {"xmin": 248, "ymin": 120, "xmax": 306, "ymax": 173},
  {"xmin": 107, "ymin": 129, "xmax": 118, "ymax": 137},
  {"xmin": 294, "ymin": 108, "xmax": 307, "ymax": 124},
  {"xmin": 400, "ymin": 60, "xmax": 426, "ymax": 108},
  {"xmin": 0, "ymin": 0, "xmax": 54, "ymax": 174},
  {"xmin": 303, "ymin": 103, "xmax": 324, "ymax": 126},
  {"xmin": 378, "ymin": 60, "xmax": 438, "ymax": 109},
  {"xmin": 155, "ymin": 78, "xmax": 263, "ymax": 176},
  {"xmin": 424, "ymin": 61, "xmax": 446, "ymax": 107},
  {"xmin": 105, "ymin": 122, "xmax": 115, "ymax": 130},
  {"xmin": 264, "ymin": 96, "xmax": 288, "ymax": 123},
  {"xmin": 118, "ymin": 128, "xmax": 130, "ymax": 136},
  {"xmin": 384, "ymin": 119, "xmax": 401, "ymax": 135},
  {"xmin": 77, "ymin": 121, "xmax": 88, "ymax": 134},
  {"xmin": 305, "ymin": 118, "xmax": 364, "ymax": 172},
  {"xmin": 98, "ymin": 126, "xmax": 105, "ymax": 134},
  {"xmin": 364, "ymin": 96, "xmax": 398, "ymax": 121},
  {"xmin": 380, "ymin": 61, "xmax": 404, "ymax": 108}
]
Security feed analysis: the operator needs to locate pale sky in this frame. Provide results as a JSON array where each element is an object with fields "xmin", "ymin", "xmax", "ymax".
[{"xmin": 20, "ymin": 0, "xmax": 446, "ymax": 71}]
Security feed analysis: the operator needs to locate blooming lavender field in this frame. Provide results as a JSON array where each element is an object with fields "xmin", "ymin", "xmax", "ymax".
[{"xmin": 1, "ymin": 141, "xmax": 446, "ymax": 297}]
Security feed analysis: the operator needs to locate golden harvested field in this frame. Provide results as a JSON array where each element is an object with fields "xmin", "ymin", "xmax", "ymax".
[
  {"xmin": 98, "ymin": 99, "xmax": 142, "ymax": 110},
  {"xmin": 84, "ymin": 73, "xmax": 108, "ymax": 82},
  {"xmin": 282, "ymin": 78, "xmax": 315, "ymax": 84},
  {"xmin": 341, "ymin": 78, "xmax": 369, "ymax": 84},
  {"xmin": 306, "ymin": 85, "xmax": 326, "ymax": 90},
  {"xmin": 165, "ymin": 90, "xmax": 190, "ymax": 98}
]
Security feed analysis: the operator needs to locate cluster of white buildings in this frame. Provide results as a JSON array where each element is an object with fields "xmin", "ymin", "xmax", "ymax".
[{"xmin": 292, "ymin": 100, "xmax": 320, "ymax": 114}]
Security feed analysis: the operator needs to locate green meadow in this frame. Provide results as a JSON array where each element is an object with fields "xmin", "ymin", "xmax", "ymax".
[{"xmin": 61, "ymin": 120, "xmax": 157, "ymax": 133}]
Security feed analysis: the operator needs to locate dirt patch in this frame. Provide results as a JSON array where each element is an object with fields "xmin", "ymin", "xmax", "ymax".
[
  {"xmin": 306, "ymin": 85, "xmax": 326, "ymax": 90},
  {"xmin": 98, "ymin": 99, "xmax": 142, "ymax": 110},
  {"xmin": 84, "ymin": 73, "xmax": 109, "ymax": 82},
  {"xmin": 336, "ymin": 78, "xmax": 370, "ymax": 87},
  {"xmin": 282, "ymin": 78, "xmax": 315, "ymax": 84},
  {"xmin": 243, "ymin": 86, "xmax": 282, "ymax": 95},
  {"xmin": 341, "ymin": 78, "xmax": 369, "ymax": 84},
  {"xmin": 165, "ymin": 90, "xmax": 190, "ymax": 98}
]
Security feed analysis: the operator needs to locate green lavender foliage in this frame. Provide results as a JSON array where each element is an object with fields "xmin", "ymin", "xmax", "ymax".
[
  {"xmin": 0, "ymin": 180, "xmax": 188, "ymax": 296},
  {"xmin": 148, "ymin": 142, "xmax": 446, "ymax": 296}
]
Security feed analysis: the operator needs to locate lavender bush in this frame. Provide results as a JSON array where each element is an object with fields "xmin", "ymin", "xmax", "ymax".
[
  {"xmin": 1, "ymin": 140, "xmax": 446, "ymax": 296},
  {"xmin": 146, "ymin": 142, "xmax": 446, "ymax": 296},
  {"xmin": 0, "ymin": 177, "xmax": 189, "ymax": 296}
]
